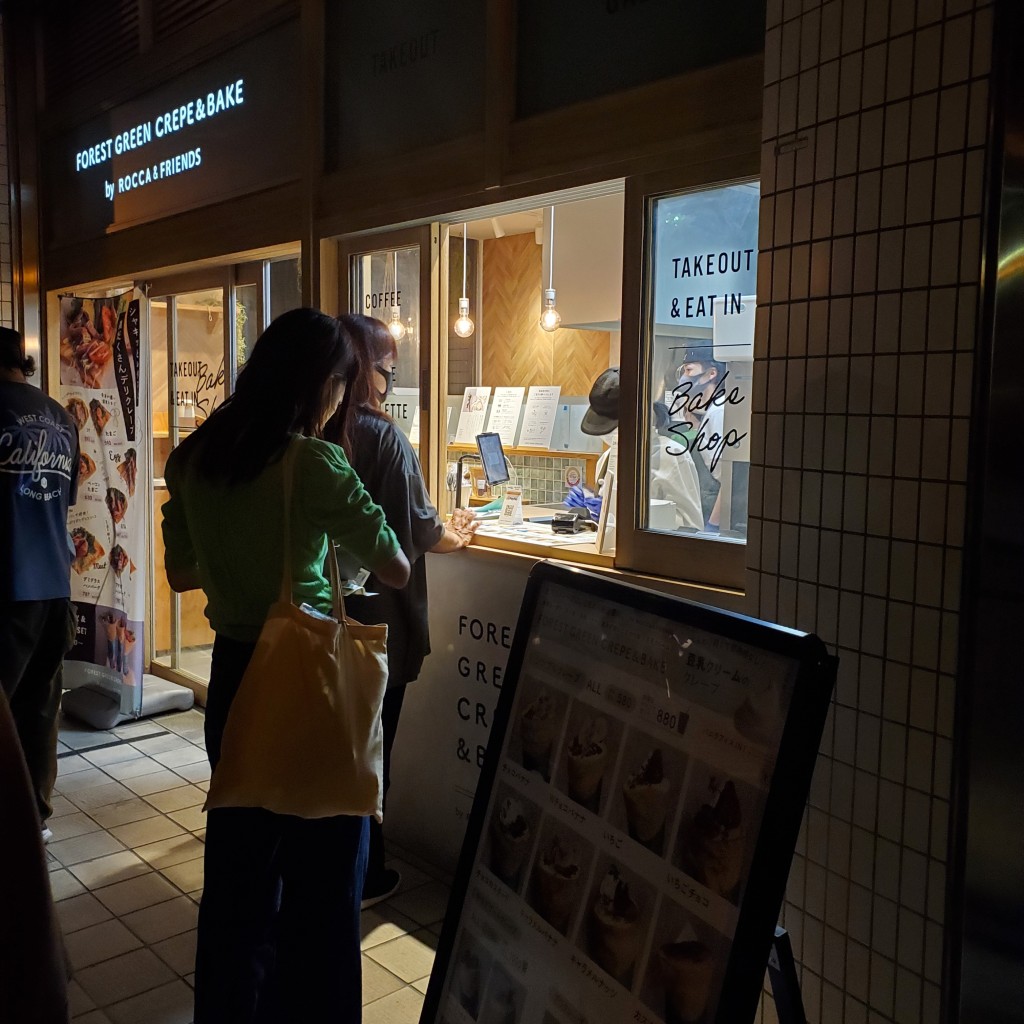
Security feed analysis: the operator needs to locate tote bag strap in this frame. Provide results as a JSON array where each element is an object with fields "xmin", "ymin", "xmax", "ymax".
[{"xmin": 278, "ymin": 435, "xmax": 349, "ymax": 623}]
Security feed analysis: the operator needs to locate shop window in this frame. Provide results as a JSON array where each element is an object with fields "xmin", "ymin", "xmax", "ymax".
[
  {"xmin": 269, "ymin": 257, "xmax": 301, "ymax": 321},
  {"xmin": 617, "ymin": 177, "xmax": 758, "ymax": 590}
]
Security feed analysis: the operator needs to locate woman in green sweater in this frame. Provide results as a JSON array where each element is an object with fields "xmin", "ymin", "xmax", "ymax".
[{"xmin": 162, "ymin": 308, "xmax": 410, "ymax": 1023}]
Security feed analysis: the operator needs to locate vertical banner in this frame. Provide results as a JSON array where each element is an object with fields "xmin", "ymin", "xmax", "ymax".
[{"xmin": 59, "ymin": 290, "xmax": 149, "ymax": 718}]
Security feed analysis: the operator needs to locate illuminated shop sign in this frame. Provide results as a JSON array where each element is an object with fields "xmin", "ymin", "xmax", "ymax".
[{"xmin": 45, "ymin": 24, "xmax": 299, "ymax": 245}]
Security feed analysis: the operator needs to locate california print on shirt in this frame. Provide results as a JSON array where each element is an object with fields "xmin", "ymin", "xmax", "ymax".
[{"xmin": 0, "ymin": 409, "xmax": 77, "ymax": 501}]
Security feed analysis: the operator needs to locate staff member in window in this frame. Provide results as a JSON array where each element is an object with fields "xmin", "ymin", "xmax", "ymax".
[
  {"xmin": 583, "ymin": 366, "xmax": 703, "ymax": 531},
  {"xmin": 325, "ymin": 314, "xmax": 477, "ymax": 908}
]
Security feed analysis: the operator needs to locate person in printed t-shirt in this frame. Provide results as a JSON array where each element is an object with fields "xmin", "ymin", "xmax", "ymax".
[{"xmin": 0, "ymin": 327, "xmax": 79, "ymax": 842}]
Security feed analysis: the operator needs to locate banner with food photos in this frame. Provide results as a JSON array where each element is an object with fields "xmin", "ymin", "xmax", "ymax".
[{"xmin": 59, "ymin": 289, "xmax": 148, "ymax": 718}]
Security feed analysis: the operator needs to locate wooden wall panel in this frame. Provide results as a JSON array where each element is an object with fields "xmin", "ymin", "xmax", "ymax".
[{"xmin": 481, "ymin": 232, "xmax": 608, "ymax": 396}]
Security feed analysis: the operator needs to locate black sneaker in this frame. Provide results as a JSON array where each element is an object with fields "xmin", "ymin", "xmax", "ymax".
[{"xmin": 361, "ymin": 868, "xmax": 401, "ymax": 911}]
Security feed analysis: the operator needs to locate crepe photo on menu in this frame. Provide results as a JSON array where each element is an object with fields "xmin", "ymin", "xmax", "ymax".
[
  {"xmin": 89, "ymin": 398, "xmax": 112, "ymax": 435},
  {"xmin": 580, "ymin": 857, "xmax": 655, "ymax": 992},
  {"xmin": 673, "ymin": 764, "xmax": 760, "ymax": 906},
  {"xmin": 65, "ymin": 396, "xmax": 88, "ymax": 432},
  {"xmin": 525, "ymin": 817, "xmax": 594, "ymax": 937},
  {"xmin": 105, "ymin": 487, "xmax": 128, "ymax": 524},
  {"xmin": 609, "ymin": 731, "xmax": 688, "ymax": 857},
  {"xmin": 117, "ymin": 447, "xmax": 137, "ymax": 496},
  {"xmin": 484, "ymin": 785, "xmax": 540, "ymax": 893},
  {"xmin": 555, "ymin": 700, "xmax": 624, "ymax": 816},
  {"xmin": 70, "ymin": 527, "xmax": 104, "ymax": 574},
  {"xmin": 78, "ymin": 451, "xmax": 97, "ymax": 484},
  {"xmin": 449, "ymin": 934, "xmax": 493, "ymax": 1020},
  {"xmin": 639, "ymin": 897, "xmax": 729, "ymax": 1024},
  {"xmin": 477, "ymin": 963, "xmax": 525, "ymax": 1024},
  {"xmin": 511, "ymin": 680, "xmax": 567, "ymax": 783}
]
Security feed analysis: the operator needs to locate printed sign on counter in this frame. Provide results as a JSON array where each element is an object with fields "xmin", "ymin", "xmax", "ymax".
[
  {"xmin": 455, "ymin": 387, "xmax": 492, "ymax": 444},
  {"xmin": 518, "ymin": 385, "xmax": 561, "ymax": 448},
  {"xmin": 499, "ymin": 487, "xmax": 524, "ymax": 527},
  {"xmin": 422, "ymin": 562, "xmax": 836, "ymax": 1024},
  {"xmin": 487, "ymin": 387, "xmax": 526, "ymax": 447}
]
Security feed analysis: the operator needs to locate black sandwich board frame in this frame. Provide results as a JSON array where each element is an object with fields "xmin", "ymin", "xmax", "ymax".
[{"xmin": 421, "ymin": 561, "xmax": 836, "ymax": 1024}]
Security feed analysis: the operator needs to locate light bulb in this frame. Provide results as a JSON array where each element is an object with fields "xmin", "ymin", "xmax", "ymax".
[
  {"xmin": 539, "ymin": 288, "xmax": 561, "ymax": 332},
  {"xmin": 388, "ymin": 307, "xmax": 407, "ymax": 341},
  {"xmin": 453, "ymin": 296, "xmax": 475, "ymax": 338}
]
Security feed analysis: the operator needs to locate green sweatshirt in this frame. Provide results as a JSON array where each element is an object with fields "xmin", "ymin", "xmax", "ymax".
[{"xmin": 162, "ymin": 435, "xmax": 399, "ymax": 642}]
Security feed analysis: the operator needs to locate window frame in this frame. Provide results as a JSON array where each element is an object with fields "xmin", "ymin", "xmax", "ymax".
[{"xmin": 615, "ymin": 161, "xmax": 760, "ymax": 592}]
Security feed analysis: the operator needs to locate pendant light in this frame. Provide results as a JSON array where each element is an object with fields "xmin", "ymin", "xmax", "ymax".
[
  {"xmin": 453, "ymin": 223, "xmax": 475, "ymax": 338},
  {"xmin": 388, "ymin": 251, "xmax": 407, "ymax": 341},
  {"xmin": 539, "ymin": 205, "xmax": 561, "ymax": 332}
]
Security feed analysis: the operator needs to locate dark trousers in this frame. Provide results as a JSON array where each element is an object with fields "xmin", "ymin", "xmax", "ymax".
[
  {"xmin": 366, "ymin": 684, "xmax": 407, "ymax": 885},
  {"xmin": 195, "ymin": 635, "xmax": 368, "ymax": 1024},
  {"xmin": 0, "ymin": 598, "xmax": 73, "ymax": 823}
]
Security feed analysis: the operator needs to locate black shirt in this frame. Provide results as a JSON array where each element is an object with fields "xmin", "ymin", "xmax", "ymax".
[{"xmin": 343, "ymin": 411, "xmax": 444, "ymax": 687}]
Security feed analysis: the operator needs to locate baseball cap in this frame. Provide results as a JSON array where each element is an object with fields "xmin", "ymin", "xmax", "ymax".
[{"xmin": 581, "ymin": 367, "xmax": 620, "ymax": 436}]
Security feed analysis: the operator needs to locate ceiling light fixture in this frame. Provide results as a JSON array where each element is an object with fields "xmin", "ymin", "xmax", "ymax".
[
  {"xmin": 539, "ymin": 205, "xmax": 561, "ymax": 332},
  {"xmin": 388, "ymin": 251, "xmax": 407, "ymax": 341},
  {"xmin": 453, "ymin": 223, "xmax": 476, "ymax": 338}
]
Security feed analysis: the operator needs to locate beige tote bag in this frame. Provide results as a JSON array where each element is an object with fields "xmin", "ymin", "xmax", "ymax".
[{"xmin": 204, "ymin": 438, "xmax": 389, "ymax": 821}]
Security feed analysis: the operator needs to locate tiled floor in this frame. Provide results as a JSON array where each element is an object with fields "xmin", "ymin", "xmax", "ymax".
[{"xmin": 51, "ymin": 709, "xmax": 446, "ymax": 1024}]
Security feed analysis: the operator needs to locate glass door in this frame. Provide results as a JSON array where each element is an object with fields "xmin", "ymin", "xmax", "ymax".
[
  {"xmin": 150, "ymin": 274, "xmax": 230, "ymax": 692},
  {"xmin": 339, "ymin": 227, "xmax": 435, "ymax": 485}
]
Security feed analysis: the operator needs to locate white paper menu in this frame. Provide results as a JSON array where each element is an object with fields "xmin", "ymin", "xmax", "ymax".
[
  {"xmin": 518, "ymin": 385, "xmax": 561, "ymax": 448},
  {"xmin": 486, "ymin": 387, "xmax": 526, "ymax": 448},
  {"xmin": 454, "ymin": 387, "xmax": 492, "ymax": 444},
  {"xmin": 432, "ymin": 581, "xmax": 801, "ymax": 1024}
]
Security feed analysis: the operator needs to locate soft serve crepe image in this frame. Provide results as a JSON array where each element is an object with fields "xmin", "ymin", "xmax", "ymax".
[
  {"xmin": 677, "ymin": 775, "xmax": 747, "ymax": 901},
  {"xmin": 587, "ymin": 863, "xmax": 643, "ymax": 987},
  {"xmin": 518, "ymin": 688, "xmax": 561, "ymax": 781},
  {"xmin": 528, "ymin": 828, "xmax": 586, "ymax": 935},
  {"xmin": 657, "ymin": 927, "xmax": 714, "ymax": 1024},
  {"xmin": 487, "ymin": 791, "xmax": 535, "ymax": 891},
  {"xmin": 622, "ymin": 747, "xmax": 673, "ymax": 854},
  {"xmin": 566, "ymin": 714, "xmax": 611, "ymax": 813}
]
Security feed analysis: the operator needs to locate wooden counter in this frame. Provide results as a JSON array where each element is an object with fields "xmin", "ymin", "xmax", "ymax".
[{"xmin": 465, "ymin": 506, "xmax": 613, "ymax": 568}]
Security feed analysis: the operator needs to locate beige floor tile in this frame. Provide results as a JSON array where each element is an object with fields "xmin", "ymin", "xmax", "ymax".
[
  {"xmin": 123, "ymin": 770, "xmax": 190, "ymax": 797},
  {"xmin": 109, "ymin": 816, "xmax": 185, "ymax": 849},
  {"xmin": 183, "ymin": 973, "xmax": 195, "ymax": 989},
  {"xmin": 145, "ymin": 786, "xmax": 206, "ymax": 813},
  {"xmin": 48, "ymin": 830, "xmax": 126, "ymax": 867},
  {"xmin": 56, "ymin": 767, "xmax": 111, "ymax": 793},
  {"xmin": 83, "ymin": 745, "xmax": 147, "ymax": 768},
  {"xmin": 66, "ymin": 919, "xmax": 142, "ymax": 970},
  {"xmin": 50, "ymin": 868, "xmax": 87, "ymax": 901},
  {"xmin": 71, "ymin": 781, "xmax": 136, "ymax": 811},
  {"xmin": 95, "ymin": 872, "xmax": 180, "ymax": 917},
  {"xmin": 195, "ymin": 781, "xmax": 210, "ymax": 793},
  {"xmin": 89, "ymin": 798, "xmax": 162, "ymax": 829},
  {"xmin": 361, "ymin": 955, "xmax": 406, "ymax": 1003},
  {"xmin": 135, "ymin": 834, "xmax": 205, "ymax": 870},
  {"xmin": 388, "ymin": 881, "xmax": 450, "ymax": 927},
  {"xmin": 74, "ymin": 948, "xmax": 175, "ymax": 1006},
  {"xmin": 68, "ymin": 978, "xmax": 95, "ymax": 1016},
  {"xmin": 387, "ymin": 856, "xmax": 436, "ymax": 892},
  {"xmin": 152, "ymin": 929, "xmax": 197, "ymax": 975},
  {"xmin": 364, "ymin": 930, "xmax": 438, "ymax": 984},
  {"xmin": 103, "ymin": 758, "xmax": 168, "ymax": 782},
  {"xmin": 172, "ymin": 761, "xmax": 211, "ymax": 784},
  {"xmin": 71, "ymin": 1010, "xmax": 112, "ymax": 1023},
  {"xmin": 111, "ymin": 721, "xmax": 169, "ymax": 740},
  {"xmin": 412, "ymin": 975, "xmax": 430, "ymax": 994},
  {"xmin": 58, "ymin": 754, "xmax": 94, "ymax": 776},
  {"xmin": 166, "ymin": 805, "xmax": 207, "ymax": 833},
  {"xmin": 104, "ymin": 979, "xmax": 194, "ymax": 1024},
  {"xmin": 47, "ymin": 811, "xmax": 103, "ymax": 843},
  {"xmin": 49, "ymin": 795, "xmax": 78, "ymax": 818},
  {"xmin": 151, "ymin": 745, "xmax": 207, "ymax": 769},
  {"xmin": 132, "ymin": 733, "xmax": 194, "ymax": 756},
  {"xmin": 361, "ymin": 907, "xmax": 422, "ymax": 950},
  {"xmin": 56, "ymin": 892, "xmax": 114, "ymax": 934},
  {"xmin": 69, "ymin": 851, "xmax": 149, "ymax": 890},
  {"xmin": 362, "ymin": 984, "xmax": 425, "ymax": 1024},
  {"xmin": 121, "ymin": 896, "xmax": 198, "ymax": 945},
  {"xmin": 161, "ymin": 857, "xmax": 205, "ymax": 894}
]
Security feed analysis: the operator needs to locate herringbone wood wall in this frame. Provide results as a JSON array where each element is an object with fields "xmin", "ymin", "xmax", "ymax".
[{"xmin": 481, "ymin": 233, "xmax": 609, "ymax": 396}]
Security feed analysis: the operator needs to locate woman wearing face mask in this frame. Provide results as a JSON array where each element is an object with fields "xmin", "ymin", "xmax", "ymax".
[
  {"xmin": 325, "ymin": 313, "xmax": 477, "ymax": 907},
  {"xmin": 162, "ymin": 308, "xmax": 411, "ymax": 1022}
]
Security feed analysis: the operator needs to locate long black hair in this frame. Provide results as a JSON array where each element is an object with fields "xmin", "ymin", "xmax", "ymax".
[{"xmin": 182, "ymin": 308, "xmax": 353, "ymax": 484}]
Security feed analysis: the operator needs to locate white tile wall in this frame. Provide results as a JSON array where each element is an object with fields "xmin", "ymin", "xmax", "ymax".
[{"xmin": 753, "ymin": 1, "xmax": 992, "ymax": 1021}]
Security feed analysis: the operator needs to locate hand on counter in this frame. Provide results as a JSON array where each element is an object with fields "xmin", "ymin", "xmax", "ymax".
[{"xmin": 432, "ymin": 507, "xmax": 480, "ymax": 552}]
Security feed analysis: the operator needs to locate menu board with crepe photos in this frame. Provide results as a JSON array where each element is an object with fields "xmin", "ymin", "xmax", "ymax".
[{"xmin": 422, "ymin": 562, "xmax": 835, "ymax": 1024}]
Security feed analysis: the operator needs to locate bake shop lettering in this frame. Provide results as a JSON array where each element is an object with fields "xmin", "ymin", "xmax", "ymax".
[
  {"xmin": 664, "ymin": 371, "xmax": 747, "ymax": 473},
  {"xmin": 174, "ymin": 357, "xmax": 226, "ymax": 418}
]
